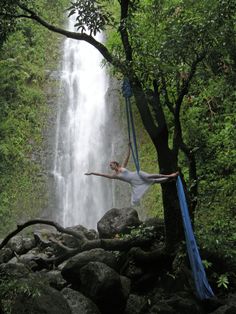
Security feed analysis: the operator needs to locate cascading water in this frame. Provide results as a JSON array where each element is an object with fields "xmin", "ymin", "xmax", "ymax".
[{"xmin": 53, "ymin": 18, "xmax": 114, "ymax": 229}]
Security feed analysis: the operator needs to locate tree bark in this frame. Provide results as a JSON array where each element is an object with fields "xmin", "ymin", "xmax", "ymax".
[{"xmin": 130, "ymin": 78, "xmax": 184, "ymax": 250}]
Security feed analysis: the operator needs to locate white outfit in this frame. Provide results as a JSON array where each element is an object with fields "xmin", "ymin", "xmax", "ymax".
[{"xmin": 117, "ymin": 168, "xmax": 167, "ymax": 205}]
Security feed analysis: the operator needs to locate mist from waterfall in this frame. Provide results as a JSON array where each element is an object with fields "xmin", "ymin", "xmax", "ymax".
[{"xmin": 52, "ymin": 18, "xmax": 114, "ymax": 229}]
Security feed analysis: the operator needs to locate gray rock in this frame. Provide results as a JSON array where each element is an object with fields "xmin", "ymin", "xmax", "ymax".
[
  {"xmin": 143, "ymin": 217, "xmax": 165, "ymax": 238},
  {"xmin": 44, "ymin": 270, "xmax": 67, "ymax": 290},
  {"xmin": 61, "ymin": 248, "xmax": 118, "ymax": 285},
  {"xmin": 165, "ymin": 294, "xmax": 203, "ymax": 314},
  {"xmin": 125, "ymin": 294, "xmax": 148, "ymax": 314},
  {"xmin": 210, "ymin": 304, "xmax": 236, "ymax": 314},
  {"xmin": 0, "ymin": 262, "xmax": 30, "ymax": 279},
  {"xmin": 0, "ymin": 248, "xmax": 13, "ymax": 263},
  {"xmin": 150, "ymin": 303, "xmax": 175, "ymax": 314},
  {"xmin": 60, "ymin": 225, "xmax": 98, "ymax": 249},
  {"xmin": 10, "ymin": 250, "xmax": 49, "ymax": 270},
  {"xmin": 66, "ymin": 225, "xmax": 98, "ymax": 240},
  {"xmin": 11, "ymin": 282, "xmax": 71, "ymax": 314},
  {"xmin": 120, "ymin": 275, "xmax": 131, "ymax": 299},
  {"xmin": 34, "ymin": 229, "xmax": 57, "ymax": 248},
  {"xmin": 7, "ymin": 236, "xmax": 25, "ymax": 254},
  {"xmin": 80, "ymin": 261, "xmax": 127, "ymax": 314},
  {"xmin": 62, "ymin": 287, "xmax": 101, "ymax": 314},
  {"xmin": 22, "ymin": 237, "xmax": 36, "ymax": 251},
  {"xmin": 210, "ymin": 293, "xmax": 236, "ymax": 314},
  {"xmin": 123, "ymin": 260, "xmax": 143, "ymax": 279},
  {"xmin": 97, "ymin": 207, "xmax": 141, "ymax": 238}
]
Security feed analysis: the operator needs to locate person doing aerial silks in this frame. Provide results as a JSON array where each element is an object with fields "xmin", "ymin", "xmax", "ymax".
[{"xmin": 85, "ymin": 143, "xmax": 178, "ymax": 205}]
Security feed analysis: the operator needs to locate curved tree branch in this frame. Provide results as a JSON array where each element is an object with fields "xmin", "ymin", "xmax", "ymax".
[
  {"xmin": 14, "ymin": 3, "xmax": 126, "ymax": 73},
  {"xmin": 0, "ymin": 218, "xmax": 154, "ymax": 267},
  {"xmin": 173, "ymin": 52, "xmax": 206, "ymax": 157},
  {"xmin": 0, "ymin": 219, "xmax": 87, "ymax": 250},
  {"xmin": 174, "ymin": 52, "xmax": 206, "ymax": 122}
]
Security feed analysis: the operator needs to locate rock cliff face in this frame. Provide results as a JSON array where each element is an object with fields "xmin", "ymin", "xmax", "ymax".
[{"xmin": 0, "ymin": 208, "xmax": 235, "ymax": 314}]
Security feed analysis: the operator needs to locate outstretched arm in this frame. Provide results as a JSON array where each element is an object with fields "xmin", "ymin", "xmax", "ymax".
[
  {"xmin": 85, "ymin": 172, "xmax": 117, "ymax": 179},
  {"xmin": 122, "ymin": 143, "xmax": 131, "ymax": 168}
]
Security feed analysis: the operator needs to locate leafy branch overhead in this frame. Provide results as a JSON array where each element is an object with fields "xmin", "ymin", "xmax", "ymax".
[{"xmin": 68, "ymin": 0, "xmax": 114, "ymax": 35}]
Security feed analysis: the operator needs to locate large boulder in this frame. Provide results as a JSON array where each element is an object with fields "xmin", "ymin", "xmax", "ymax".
[
  {"xmin": 11, "ymin": 282, "xmax": 71, "ymax": 314},
  {"xmin": 210, "ymin": 293, "xmax": 236, "ymax": 314},
  {"xmin": 79, "ymin": 261, "xmax": 128, "ymax": 314},
  {"xmin": 149, "ymin": 303, "xmax": 175, "ymax": 314},
  {"xmin": 66, "ymin": 225, "xmax": 98, "ymax": 240},
  {"xmin": 62, "ymin": 287, "xmax": 101, "ymax": 314},
  {"xmin": 44, "ymin": 270, "xmax": 67, "ymax": 290},
  {"xmin": 62, "ymin": 225, "xmax": 98, "ymax": 249},
  {"xmin": 61, "ymin": 248, "xmax": 118, "ymax": 286},
  {"xmin": 0, "ymin": 262, "xmax": 30, "ymax": 279},
  {"xmin": 7, "ymin": 235, "xmax": 36, "ymax": 255},
  {"xmin": 143, "ymin": 217, "xmax": 165, "ymax": 240},
  {"xmin": 150, "ymin": 293, "xmax": 204, "ymax": 314},
  {"xmin": 0, "ymin": 266, "xmax": 71, "ymax": 314},
  {"xmin": 97, "ymin": 208, "xmax": 141, "ymax": 238},
  {"xmin": 210, "ymin": 304, "xmax": 236, "ymax": 314},
  {"xmin": 125, "ymin": 294, "xmax": 148, "ymax": 314},
  {"xmin": 0, "ymin": 248, "xmax": 13, "ymax": 264}
]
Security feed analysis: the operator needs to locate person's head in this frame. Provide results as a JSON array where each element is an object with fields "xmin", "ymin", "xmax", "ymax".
[{"xmin": 109, "ymin": 161, "xmax": 120, "ymax": 170}]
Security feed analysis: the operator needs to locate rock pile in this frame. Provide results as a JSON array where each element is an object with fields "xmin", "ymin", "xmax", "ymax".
[{"xmin": 0, "ymin": 208, "xmax": 235, "ymax": 313}]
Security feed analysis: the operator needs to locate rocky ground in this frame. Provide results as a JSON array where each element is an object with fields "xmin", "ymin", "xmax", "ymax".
[{"xmin": 0, "ymin": 208, "xmax": 235, "ymax": 314}]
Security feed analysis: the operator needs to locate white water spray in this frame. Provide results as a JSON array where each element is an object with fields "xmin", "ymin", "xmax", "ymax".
[{"xmin": 53, "ymin": 18, "xmax": 113, "ymax": 229}]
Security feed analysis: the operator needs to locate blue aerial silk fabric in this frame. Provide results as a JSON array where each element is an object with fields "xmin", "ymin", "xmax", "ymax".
[
  {"xmin": 176, "ymin": 176, "xmax": 215, "ymax": 300},
  {"xmin": 122, "ymin": 78, "xmax": 140, "ymax": 172}
]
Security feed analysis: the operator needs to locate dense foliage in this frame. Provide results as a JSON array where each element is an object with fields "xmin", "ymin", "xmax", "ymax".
[
  {"xmin": 105, "ymin": 0, "xmax": 236, "ymax": 256},
  {"xmin": 0, "ymin": 0, "xmax": 67, "ymax": 235}
]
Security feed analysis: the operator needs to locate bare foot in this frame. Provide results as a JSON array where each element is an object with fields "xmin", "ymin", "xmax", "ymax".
[{"xmin": 170, "ymin": 171, "xmax": 179, "ymax": 178}]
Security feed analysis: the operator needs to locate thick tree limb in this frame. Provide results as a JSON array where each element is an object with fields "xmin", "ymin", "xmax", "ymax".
[
  {"xmin": 174, "ymin": 52, "xmax": 206, "ymax": 121},
  {"xmin": 0, "ymin": 219, "xmax": 86, "ymax": 250},
  {"xmin": 128, "ymin": 246, "xmax": 174, "ymax": 267},
  {"xmin": 170, "ymin": 54, "xmax": 206, "ymax": 215},
  {"xmin": 119, "ymin": 0, "xmax": 133, "ymax": 62},
  {"xmin": 161, "ymin": 74, "xmax": 175, "ymax": 114},
  {"xmin": 40, "ymin": 237, "xmax": 153, "ymax": 267},
  {"xmin": 14, "ymin": 3, "xmax": 126, "ymax": 73},
  {"xmin": 0, "ymin": 218, "xmax": 154, "ymax": 267},
  {"xmin": 173, "ymin": 52, "xmax": 206, "ymax": 162}
]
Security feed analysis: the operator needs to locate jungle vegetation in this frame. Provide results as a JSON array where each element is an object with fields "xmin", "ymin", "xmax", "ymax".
[{"xmin": 0, "ymin": 0, "xmax": 235, "ymax": 265}]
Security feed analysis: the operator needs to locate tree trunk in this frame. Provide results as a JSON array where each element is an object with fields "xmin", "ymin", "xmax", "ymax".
[
  {"xmin": 131, "ymin": 80, "xmax": 184, "ymax": 252},
  {"xmin": 153, "ymin": 135, "xmax": 184, "ymax": 252}
]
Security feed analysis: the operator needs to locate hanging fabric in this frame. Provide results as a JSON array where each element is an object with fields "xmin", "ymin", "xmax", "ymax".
[
  {"xmin": 176, "ymin": 176, "xmax": 215, "ymax": 300},
  {"xmin": 122, "ymin": 78, "xmax": 214, "ymax": 300},
  {"xmin": 122, "ymin": 78, "xmax": 140, "ymax": 172}
]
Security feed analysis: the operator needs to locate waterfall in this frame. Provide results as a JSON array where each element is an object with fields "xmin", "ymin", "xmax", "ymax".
[{"xmin": 52, "ymin": 18, "xmax": 114, "ymax": 229}]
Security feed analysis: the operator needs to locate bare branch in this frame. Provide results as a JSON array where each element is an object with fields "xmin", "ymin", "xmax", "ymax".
[
  {"xmin": 175, "ymin": 52, "xmax": 206, "ymax": 119},
  {"xmin": 0, "ymin": 13, "xmax": 31, "ymax": 19},
  {"xmin": 161, "ymin": 74, "xmax": 174, "ymax": 114},
  {"xmin": 0, "ymin": 218, "xmax": 153, "ymax": 268},
  {"xmin": 0, "ymin": 219, "xmax": 86, "ymax": 250}
]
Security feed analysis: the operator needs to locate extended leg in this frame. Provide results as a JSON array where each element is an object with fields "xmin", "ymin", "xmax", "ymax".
[
  {"xmin": 153, "ymin": 177, "xmax": 170, "ymax": 183},
  {"xmin": 147, "ymin": 172, "xmax": 178, "ymax": 179}
]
